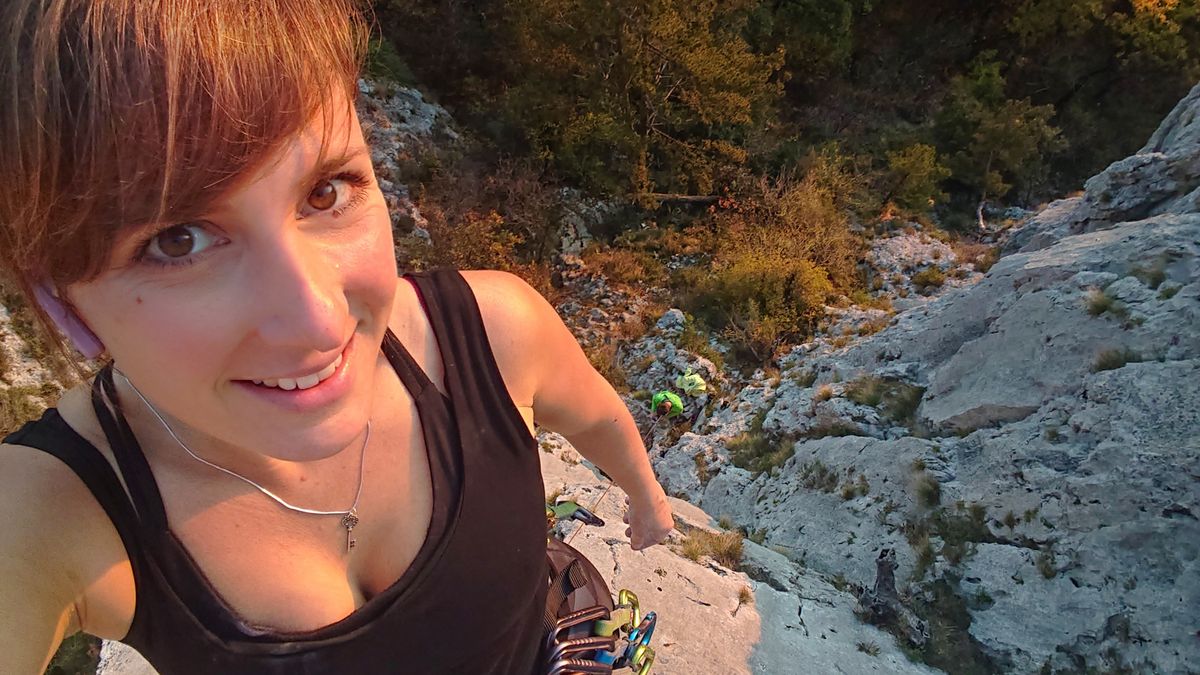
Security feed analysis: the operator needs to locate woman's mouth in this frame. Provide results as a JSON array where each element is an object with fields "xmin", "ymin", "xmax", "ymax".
[
  {"xmin": 235, "ymin": 336, "xmax": 356, "ymax": 411},
  {"xmin": 251, "ymin": 353, "xmax": 343, "ymax": 391}
]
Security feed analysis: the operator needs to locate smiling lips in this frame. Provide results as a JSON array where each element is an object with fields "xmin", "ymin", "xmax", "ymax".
[{"xmin": 252, "ymin": 353, "xmax": 343, "ymax": 391}]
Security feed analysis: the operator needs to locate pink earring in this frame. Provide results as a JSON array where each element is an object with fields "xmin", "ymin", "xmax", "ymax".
[{"xmin": 33, "ymin": 282, "xmax": 105, "ymax": 359}]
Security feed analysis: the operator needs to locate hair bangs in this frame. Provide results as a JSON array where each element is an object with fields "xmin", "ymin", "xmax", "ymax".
[{"xmin": 0, "ymin": 0, "xmax": 369, "ymax": 287}]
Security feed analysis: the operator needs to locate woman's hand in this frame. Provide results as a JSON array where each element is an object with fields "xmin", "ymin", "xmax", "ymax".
[{"xmin": 622, "ymin": 488, "xmax": 674, "ymax": 551}]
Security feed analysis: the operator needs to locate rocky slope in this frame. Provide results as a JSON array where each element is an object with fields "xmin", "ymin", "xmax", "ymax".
[{"xmin": 623, "ymin": 83, "xmax": 1199, "ymax": 674}]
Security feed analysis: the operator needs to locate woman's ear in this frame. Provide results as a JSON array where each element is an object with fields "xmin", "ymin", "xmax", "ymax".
[{"xmin": 33, "ymin": 282, "xmax": 105, "ymax": 359}]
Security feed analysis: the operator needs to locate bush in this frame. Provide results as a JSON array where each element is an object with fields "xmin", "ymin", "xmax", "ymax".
[
  {"xmin": 680, "ymin": 529, "xmax": 745, "ymax": 570},
  {"xmin": 1093, "ymin": 347, "xmax": 1141, "ymax": 372},
  {"xmin": 799, "ymin": 460, "xmax": 840, "ymax": 492},
  {"xmin": 677, "ymin": 171, "xmax": 863, "ymax": 363},
  {"xmin": 728, "ymin": 431, "xmax": 794, "ymax": 476},
  {"xmin": 581, "ymin": 244, "xmax": 668, "ymax": 288},
  {"xmin": 915, "ymin": 472, "xmax": 942, "ymax": 508},
  {"xmin": 1, "ymin": 386, "xmax": 46, "ymax": 436},
  {"xmin": 911, "ymin": 266, "xmax": 946, "ymax": 292},
  {"xmin": 881, "ymin": 143, "xmax": 950, "ymax": 215}
]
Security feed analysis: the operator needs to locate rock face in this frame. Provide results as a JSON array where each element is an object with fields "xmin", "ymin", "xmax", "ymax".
[
  {"xmin": 632, "ymin": 83, "xmax": 1200, "ymax": 673},
  {"xmin": 541, "ymin": 436, "xmax": 940, "ymax": 675}
]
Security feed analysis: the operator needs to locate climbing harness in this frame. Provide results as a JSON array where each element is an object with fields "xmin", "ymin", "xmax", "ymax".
[{"xmin": 543, "ymin": 503, "xmax": 659, "ymax": 674}]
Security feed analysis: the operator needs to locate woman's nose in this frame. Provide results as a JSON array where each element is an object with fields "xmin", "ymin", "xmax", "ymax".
[{"xmin": 250, "ymin": 232, "xmax": 346, "ymax": 352}]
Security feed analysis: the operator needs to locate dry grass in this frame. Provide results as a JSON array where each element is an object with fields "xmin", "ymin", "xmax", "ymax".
[
  {"xmin": 1093, "ymin": 347, "xmax": 1141, "ymax": 372},
  {"xmin": 584, "ymin": 341, "xmax": 629, "ymax": 393},
  {"xmin": 679, "ymin": 529, "xmax": 745, "ymax": 570},
  {"xmin": 580, "ymin": 244, "xmax": 668, "ymax": 288}
]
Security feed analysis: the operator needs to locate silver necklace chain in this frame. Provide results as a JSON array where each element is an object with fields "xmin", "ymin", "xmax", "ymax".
[{"xmin": 115, "ymin": 369, "xmax": 369, "ymax": 551}]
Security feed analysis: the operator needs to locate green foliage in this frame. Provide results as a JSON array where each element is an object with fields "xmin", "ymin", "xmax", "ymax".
[
  {"xmin": 1, "ymin": 385, "xmax": 49, "ymax": 435},
  {"xmin": 882, "ymin": 144, "xmax": 951, "ymax": 214},
  {"xmin": 364, "ymin": 35, "xmax": 417, "ymax": 86},
  {"xmin": 1086, "ymin": 289, "xmax": 1127, "ymax": 318},
  {"xmin": 1036, "ymin": 547, "xmax": 1057, "ymax": 579},
  {"xmin": 499, "ymin": 0, "xmax": 784, "ymax": 196},
  {"xmin": 728, "ymin": 430, "xmax": 794, "ymax": 476},
  {"xmin": 746, "ymin": 0, "xmax": 859, "ymax": 86},
  {"xmin": 676, "ymin": 315, "xmax": 726, "ymax": 373},
  {"xmin": 694, "ymin": 452, "xmax": 712, "ymax": 486},
  {"xmin": 856, "ymin": 640, "xmax": 881, "ymax": 657},
  {"xmin": 915, "ymin": 472, "xmax": 942, "ymax": 508},
  {"xmin": 845, "ymin": 376, "xmax": 884, "ymax": 407},
  {"xmin": 675, "ymin": 169, "xmax": 863, "ymax": 363},
  {"xmin": 911, "ymin": 266, "xmax": 946, "ymax": 292},
  {"xmin": 935, "ymin": 53, "xmax": 1064, "ymax": 213},
  {"xmin": 45, "ymin": 633, "xmax": 100, "ymax": 675}
]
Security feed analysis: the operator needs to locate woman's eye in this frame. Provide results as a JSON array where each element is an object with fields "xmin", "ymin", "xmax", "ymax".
[
  {"xmin": 141, "ymin": 223, "xmax": 224, "ymax": 264},
  {"xmin": 302, "ymin": 171, "xmax": 371, "ymax": 218},
  {"xmin": 308, "ymin": 180, "xmax": 339, "ymax": 211}
]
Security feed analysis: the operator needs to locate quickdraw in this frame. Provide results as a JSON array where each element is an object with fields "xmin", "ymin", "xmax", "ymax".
[{"xmin": 544, "ymin": 507, "xmax": 658, "ymax": 673}]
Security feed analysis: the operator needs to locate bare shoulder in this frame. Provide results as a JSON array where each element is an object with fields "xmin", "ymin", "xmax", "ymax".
[
  {"xmin": 0, "ymin": 437, "xmax": 135, "ymax": 643},
  {"xmin": 456, "ymin": 269, "xmax": 544, "ymax": 406}
]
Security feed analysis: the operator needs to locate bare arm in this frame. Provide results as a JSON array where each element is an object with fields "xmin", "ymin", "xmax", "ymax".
[
  {"xmin": 468, "ymin": 271, "xmax": 672, "ymax": 548},
  {"xmin": 0, "ymin": 444, "xmax": 86, "ymax": 674}
]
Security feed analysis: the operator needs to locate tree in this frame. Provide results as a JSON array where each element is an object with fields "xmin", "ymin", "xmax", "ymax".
[
  {"xmin": 499, "ymin": 0, "xmax": 784, "ymax": 198},
  {"xmin": 935, "ymin": 54, "xmax": 1063, "ymax": 227}
]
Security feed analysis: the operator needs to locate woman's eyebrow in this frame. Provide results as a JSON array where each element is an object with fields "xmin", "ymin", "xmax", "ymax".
[{"xmin": 301, "ymin": 146, "xmax": 370, "ymax": 188}]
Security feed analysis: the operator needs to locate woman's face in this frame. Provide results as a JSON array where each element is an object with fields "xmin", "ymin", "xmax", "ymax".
[{"xmin": 68, "ymin": 97, "xmax": 397, "ymax": 463}]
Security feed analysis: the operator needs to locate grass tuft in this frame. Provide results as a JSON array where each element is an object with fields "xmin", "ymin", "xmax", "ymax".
[
  {"xmin": 1092, "ymin": 347, "xmax": 1141, "ymax": 372},
  {"xmin": 856, "ymin": 641, "xmax": 881, "ymax": 656},
  {"xmin": 679, "ymin": 529, "xmax": 745, "ymax": 570}
]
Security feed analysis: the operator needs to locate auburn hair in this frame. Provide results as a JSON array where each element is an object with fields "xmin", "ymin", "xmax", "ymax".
[{"xmin": 0, "ymin": 0, "xmax": 369, "ymax": 364}]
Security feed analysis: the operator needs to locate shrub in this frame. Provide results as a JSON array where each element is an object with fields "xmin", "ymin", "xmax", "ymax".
[
  {"xmin": 915, "ymin": 472, "xmax": 941, "ymax": 508},
  {"xmin": 728, "ymin": 431, "xmax": 794, "ymax": 476},
  {"xmin": 814, "ymin": 384, "xmax": 834, "ymax": 402},
  {"xmin": 1, "ymin": 386, "xmax": 46, "ymax": 436},
  {"xmin": 1093, "ymin": 348, "xmax": 1141, "ymax": 372},
  {"xmin": 585, "ymin": 341, "xmax": 629, "ymax": 393},
  {"xmin": 799, "ymin": 460, "xmax": 840, "ymax": 492},
  {"xmin": 676, "ymin": 315, "xmax": 726, "ymax": 373},
  {"xmin": 1036, "ymin": 548, "xmax": 1057, "ymax": 579},
  {"xmin": 1085, "ymin": 289, "xmax": 1129, "ymax": 319},
  {"xmin": 802, "ymin": 419, "xmax": 861, "ymax": 439},
  {"xmin": 845, "ymin": 376, "xmax": 884, "ymax": 407},
  {"xmin": 881, "ymin": 143, "xmax": 950, "ymax": 215},
  {"xmin": 718, "ymin": 515, "xmax": 735, "ymax": 530},
  {"xmin": 1158, "ymin": 285, "xmax": 1180, "ymax": 300},
  {"xmin": 677, "ymin": 171, "xmax": 864, "ymax": 363},
  {"xmin": 694, "ymin": 453, "xmax": 712, "ymax": 486},
  {"xmin": 792, "ymin": 369, "xmax": 818, "ymax": 387},
  {"xmin": 911, "ymin": 266, "xmax": 946, "ymax": 292},
  {"xmin": 1131, "ymin": 260, "xmax": 1167, "ymax": 289},
  {"xmin": 856, "ymin": 640, "xmax": 881, "ymax": 657},
  {"xmin": 680, "ymin": 529, "xmax": 745, "ymax": 570},
  {"xmin": 580, "ymin": 244, "xmax": 668, "ymax": 288}
]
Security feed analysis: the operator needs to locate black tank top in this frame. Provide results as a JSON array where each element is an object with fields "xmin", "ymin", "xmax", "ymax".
[{"xmin": 4, "ymin": 269, "xmax": 549, "ymax": 674}]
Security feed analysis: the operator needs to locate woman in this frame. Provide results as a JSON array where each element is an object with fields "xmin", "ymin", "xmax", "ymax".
[{"xmin": 0, "ymin": 1, "xmax": 674, "ymax": 673}]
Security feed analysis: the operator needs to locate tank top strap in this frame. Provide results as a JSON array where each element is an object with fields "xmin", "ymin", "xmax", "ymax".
[
  {"xmin": 92, "ymin": 364, "xmax": 170, "ymax": 531},
  {"xmin": 381, "ymin": 327, "xmax": 441, "ymax": 399},
  {"xmin": 3, "ymin": 407, "xmax": 148, "ymax": 581},
  {"xmin": 401, "ymin": 269, "xmax": 536, "ymax": 455}
]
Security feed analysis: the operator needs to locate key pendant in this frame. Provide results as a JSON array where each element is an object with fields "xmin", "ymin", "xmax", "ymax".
[{"xmin": 341, "ymin": 510, "xmax": 359, "ymax": 553}]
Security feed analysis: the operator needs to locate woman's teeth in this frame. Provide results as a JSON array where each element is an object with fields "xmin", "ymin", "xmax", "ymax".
[{"xmin": 252, "ymin": 354, "xmax": 342, "ymax": 391}]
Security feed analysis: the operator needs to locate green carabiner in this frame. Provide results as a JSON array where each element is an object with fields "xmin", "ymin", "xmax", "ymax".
[
  {"xmin": 633, "ymin": 644, "xmax": 655, "ymax": 675},
  {"xmin": 617, "ymin": 589, "xmax": 642, "ymax": 627}
]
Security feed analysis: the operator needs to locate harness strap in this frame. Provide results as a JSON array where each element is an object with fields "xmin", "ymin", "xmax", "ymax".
[{"xmin": 542, "ymin": 558, "xmax": 588, "ymax": 634}]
